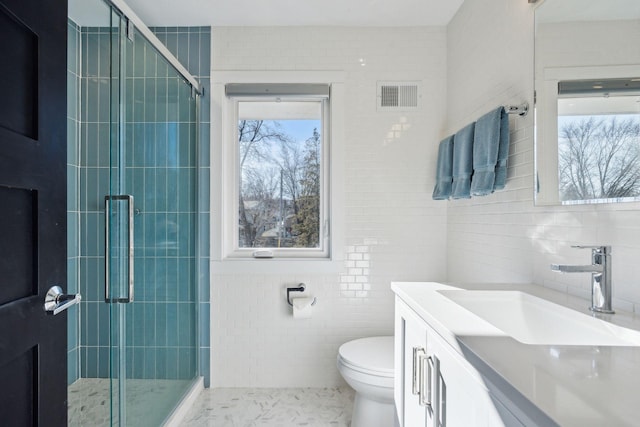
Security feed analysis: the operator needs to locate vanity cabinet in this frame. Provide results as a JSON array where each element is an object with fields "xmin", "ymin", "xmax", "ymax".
[{"xmin": 395, "ymin": 297, "xmax": 524, "ymax": 427}]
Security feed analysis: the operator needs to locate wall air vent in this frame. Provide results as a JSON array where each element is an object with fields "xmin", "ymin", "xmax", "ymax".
[{"xmin": 377, "ymin": 81, "xmax": 420, "ymax": 111}]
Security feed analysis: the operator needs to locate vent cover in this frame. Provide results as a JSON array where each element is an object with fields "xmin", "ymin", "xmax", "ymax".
[{"xmin": 377, "ymin": 81, "xmax": 420, "ymax": 111}]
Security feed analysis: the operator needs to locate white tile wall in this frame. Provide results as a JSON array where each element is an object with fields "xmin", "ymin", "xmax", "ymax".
[
  {"xmin": 446, "ymin": 0, "xmax": 640, "ymax": 313},
  {"xmin": 210, "ymin": 27, "xmax": 448, "ymax": 387}
]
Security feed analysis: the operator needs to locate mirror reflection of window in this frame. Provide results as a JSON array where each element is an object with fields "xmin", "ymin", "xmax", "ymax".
[
  {"xmin": 533, "ymin": 0, "xmax": 640, "ymax": 206},
  {"xmin": 556, "ymin": 78, "xmax": 640, "ymax": 204}
]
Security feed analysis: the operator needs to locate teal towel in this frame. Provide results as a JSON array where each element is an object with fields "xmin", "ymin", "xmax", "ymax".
[
  {"xmin": 494, "ymin": 107, "xmax": 510, "ymax": 190},
  {"xmin": 432, "ymin": 135, "xmax": 454, "ymax": 200},
  {"xmin": 471, "ymin": 106, "xmax": 509, "ymax": 195},
  {"xmin": 451, "ymin": 123, "xmax": 475, "ymax": 199}
]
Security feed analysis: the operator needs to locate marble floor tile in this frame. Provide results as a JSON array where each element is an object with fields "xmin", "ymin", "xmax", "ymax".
[
  {"xmin": 180, "ymin": 387, "xmax": 355, "ymax": 427},
  {"xmin": 68, "ymin": 377, "xmax": 192, "ymax": 427}
]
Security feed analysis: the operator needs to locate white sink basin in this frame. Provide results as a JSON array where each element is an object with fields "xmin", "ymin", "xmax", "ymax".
[{"xmin": 437, "ymin": 290, "xmax": 640, "ymax": 346}]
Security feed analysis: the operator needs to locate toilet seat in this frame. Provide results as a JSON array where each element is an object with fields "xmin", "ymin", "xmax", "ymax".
[{"xmin": 337, "ymin": 336, "xmax": 394, "ymax": 377}]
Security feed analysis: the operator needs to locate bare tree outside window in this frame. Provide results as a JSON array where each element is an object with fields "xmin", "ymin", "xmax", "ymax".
[
  {"xmin": 558, "ymin": 115, "xmax": 640, "ymax": 202},
  {"xmin": 238, "ymin": 117, "xmax": 322, "ymax": 249}
]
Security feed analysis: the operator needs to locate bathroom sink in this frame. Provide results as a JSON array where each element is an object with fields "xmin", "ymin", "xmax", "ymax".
[{"xmin": 437, "ymin": 290, "xmax": 640, "ymax": 346}]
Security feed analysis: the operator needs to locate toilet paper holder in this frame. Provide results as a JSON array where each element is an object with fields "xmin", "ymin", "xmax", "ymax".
[{"xmin": 286, "ymin": 283, "xmax": 317, "ymax": 306}]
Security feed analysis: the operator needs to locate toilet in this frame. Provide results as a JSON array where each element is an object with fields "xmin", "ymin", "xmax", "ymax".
[{"xmin": 337, "ymin": 336, "xmax": 395, "ymax": 427}]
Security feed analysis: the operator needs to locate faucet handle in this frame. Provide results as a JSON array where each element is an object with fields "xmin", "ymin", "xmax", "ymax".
[{"xmin": 571, "ymin": 245, "xmax": 611, "ymax": 254}]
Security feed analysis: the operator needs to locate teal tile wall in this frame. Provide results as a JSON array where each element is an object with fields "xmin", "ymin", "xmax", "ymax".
[
  {"xmin": 74, "ymin": 25, "xmax": 210, "ymax": 384},
  {"xmin": 67, "ymin": 19, "xmax": 81, "ymax": 386},
  {"xmin": 151, "ymin": 26, "xmax": 211, "ymax": 387}
]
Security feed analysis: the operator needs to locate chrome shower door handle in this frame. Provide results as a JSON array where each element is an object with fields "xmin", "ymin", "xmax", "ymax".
[
  {"xmin": 44, "ymin": 285, "xmax": 82, "ymax": 315},
  {"xmin": 105, "ymin": 195, "xmax": 134, "ymax": 303}
]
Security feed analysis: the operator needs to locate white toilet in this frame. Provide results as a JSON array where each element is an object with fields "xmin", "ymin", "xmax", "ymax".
[{"xmin": 337, "ymin": 336, "xmax": 395, "ymax": 427}]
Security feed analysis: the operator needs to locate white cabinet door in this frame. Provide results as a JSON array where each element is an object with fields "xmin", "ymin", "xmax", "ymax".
[
  {"xmin": 424, "ymin": 316, "xmax": 524, "ymax": 427},
  {"xmin": 396, "ymin": 300, "xmax": 437, "ymax": 427},
  {"xmin": 430, "ymin": 330, "xmax": 489, "ymax": 426},
  {"xmin": 395, "ymin": 299, "xmax": 524, "ymax": 427}
]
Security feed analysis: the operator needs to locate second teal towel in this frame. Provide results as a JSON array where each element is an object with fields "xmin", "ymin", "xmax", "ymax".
[
  {"xmin": 451, "ymin": 122, "xmax": 475, "ymax": 199},
  {"xmin": 471, "ymin": 106, "xmax": 509, "ymax": 195}
]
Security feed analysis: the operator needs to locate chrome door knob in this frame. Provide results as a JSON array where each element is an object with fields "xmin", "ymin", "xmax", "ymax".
[{"xmin": 44, "ymin": 285, "xmax": 82, "ymax": 315}]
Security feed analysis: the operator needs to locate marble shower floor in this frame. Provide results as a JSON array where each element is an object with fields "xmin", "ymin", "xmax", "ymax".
[
  {"xmin": 68, "ymin": 377, "xmax": 192, "ymax": 427},
  {"xmin": 180, "ymin": 387, "xmax": 355, "ymax": 427}
]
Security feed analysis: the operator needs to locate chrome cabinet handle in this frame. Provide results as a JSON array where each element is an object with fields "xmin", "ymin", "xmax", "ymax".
[
  {"xmin": 420, "ymin": 355, "xmax": 440, "ymax": 412},
  {"xmin": 419, "ymin": 355, "xmax": 433, "ymax": 408},
  {"xmin": 412, "ymin": 347, "xmax": 426, "ymax": 395},
  {"xmin": 44, "ymin": 285, "xmax": 82, "ymax": 315}
]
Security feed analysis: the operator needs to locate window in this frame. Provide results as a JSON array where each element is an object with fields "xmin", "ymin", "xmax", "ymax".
[
  {"xmin": 557, "ymin": 78, "xmax": 640, "ymax": 203},
  {"xmin": 225, "ymin": 84, "xmax": 330, "ymax": 258}
]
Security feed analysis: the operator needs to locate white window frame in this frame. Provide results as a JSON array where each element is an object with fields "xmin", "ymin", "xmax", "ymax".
[
  {"xmin": 211, "ymin": 71, "xmax": 345, "ymax": 272},
  {"xmin": 231, "ymin": 95, "xmax": 330, "ymax": 258}
]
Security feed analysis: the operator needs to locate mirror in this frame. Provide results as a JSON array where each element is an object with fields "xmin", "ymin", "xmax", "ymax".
[{"xmin": 534, "ymin": 0, "xmax": 640, "ymax": 205}]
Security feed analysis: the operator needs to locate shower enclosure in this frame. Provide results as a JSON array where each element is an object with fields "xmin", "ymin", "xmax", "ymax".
[{"xmin": 67, "ymin": 0, "xmax": 202, "ymax": 424}]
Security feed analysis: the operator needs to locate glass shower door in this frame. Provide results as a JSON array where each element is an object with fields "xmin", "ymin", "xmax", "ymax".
[{"xmin": 106, "ymin": 8, "xmax": 199, "ymax": 426}]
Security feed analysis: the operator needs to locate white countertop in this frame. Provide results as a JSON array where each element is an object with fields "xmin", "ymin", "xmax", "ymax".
[{"xmin": 391, "ymin": 281, "xmax": 640, "ymax": 427}]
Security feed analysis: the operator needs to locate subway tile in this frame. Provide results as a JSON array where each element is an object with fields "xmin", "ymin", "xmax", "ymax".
[
  {"xmin": 67, "ymin": 348, "xmax": 78, "ymax": 385},
  {"xmin": 166, "ymin": 168, "xmax": 179, "ymax": 212},
  {"xmin": 133, "ymin": 35, "xmax": 146, "ymax": 77},
  {"xmin": 131, "ymin": 303, "xmax": 146, "ymax": 346},
  {"xmin": 67, "ymin": 72, "xmax": 77, "ymax": 118},
  {"xmin": 178, "ymin": 303, "xmax": 195, "ymax": 347},
  {"xmin": 67, "ymin": 118, "xmax": 77, "ymax": 165},
  {"xmin": 144, "ymin": 302, "xmax": 157, "ymax": 347},
  {"xmin": 158, "ymin": 56, "xmax": 170, "ymax": 79},
  {"xmin": 67, "ymin": 22, "xmax": 79, "ymax": 75},
  {"xmin": 144, "ymin": 347, "xmax": 156, "ymax": 379},
  {"xmin": 176, "ymin": 33, "xmax": 190, "ymax": 69},
  {"xmin": 132, "ymin": 347, "xmax": 145, "ymax": 379},
  {"xmin": 178, "ymin": 123, "xmax": 193, "ymax": 167},
  {"xmin": 67, "ymin": 308, "xmax": 78, "ymax": 352},
  {"xmin": 98, "ymin": 302, "xmax": 109, "ymax": 346},
  {"xmin": 155, "ymin": 348, "xmax": 167, "ymax": 378},
  {"xmin": 198, "ymin": 122, "xmax": 210, "ymax": 168},
  {"xmin": 164, "ymin": 33, "xmax": 178, "ymax": 63},
  {"xmin": 155, "ymin": 123, "xmax": 169, "ymax": 167},
  {"xmin": 198, "ymin": 302, "xmax": 210, "ymax": 347},
  {"xmin": 67, "ymin": 168, "xmax": 78, "ymax": 211},
  {"xmin": 166, "ymin": 303, "xmax": 178, "ymax": 347},
  {"xmin": 132, "ymin": 213, "xmax": 145, "ymax": 260},
  {"xmin": 198, "ymin": 212, "xmax": 210, "ymax": 257},
  {"xmin": 97, "ymin": 346, "xmax": 111, "ymax": 378},
  {"xmin": 198, "ymin": 259, "xmax": 209, "ymax": 301},
  {"xmin": 85, "ymin": 302, "xmax": 99, "ymax": 347},
  {"xmin": 188, "ymin": 33, "xmax": 200, "ymax": 75},
  {"xmin": 143, "ymin": 123, "xmax": 157, "ymax": 167},
  {"xmin": 177, "ymin": 347, "xmax": 194, "ymax": 379},
  {"xmin": 143, "ymin": 168, "xmax": 157, "ymax": 211},
  {"xmin": 67, "ymin": 258, "xmax": 79, "ymax": 294},
  {"xmin": 133, "ymin": 78, "xmax": 146, "ymax": 122},
  {"xmin": 125, "ymin": 347, "xmax": 134, "ymax": 378},
  {"xmin": 165, "ymin": 348, "xmax": 178, "ymax": 380},
  {"xmin": 199, "ymin": 33, "xmax": 211, "ymax": 76},
  {"xmin": 155, "ymin": 261, "xmax": 168, "ymax": 302},
  {"xmin": 166, "ymin": 123, "xmax": 179, "ymax": 167}
]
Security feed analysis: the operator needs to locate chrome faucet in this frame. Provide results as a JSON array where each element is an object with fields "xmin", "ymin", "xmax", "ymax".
[{"xmin": 551, "ymin": 245, "xmax": 614, "ymax": 314}]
